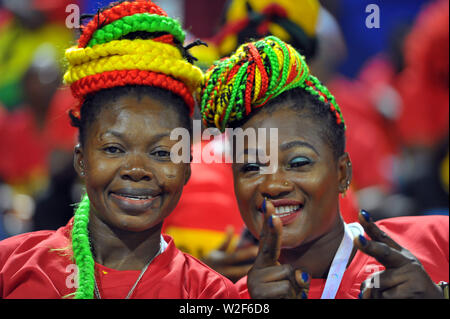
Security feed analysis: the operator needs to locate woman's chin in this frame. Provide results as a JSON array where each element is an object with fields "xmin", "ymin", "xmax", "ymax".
[{"xmin": 109, "ymin": 213, "xmax": 162, "ymax": 233}]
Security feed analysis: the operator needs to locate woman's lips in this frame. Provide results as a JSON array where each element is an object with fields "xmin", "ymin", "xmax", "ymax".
[
  {"xmin": 109, "ymin": 191, "xmax": 160, "ymax": 214},
  {"xmin": 259, "ymin": 199, "xmax": 304, "ymax": 226}
]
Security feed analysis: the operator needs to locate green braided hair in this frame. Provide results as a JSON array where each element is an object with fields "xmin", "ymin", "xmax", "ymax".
[
  {"xmin": 200, "ymin": 36, "xmax": 346, "ymax": 133},
  {"xmin": 71, "ymin": 193, "xmax": 95, "ymax": 299}
]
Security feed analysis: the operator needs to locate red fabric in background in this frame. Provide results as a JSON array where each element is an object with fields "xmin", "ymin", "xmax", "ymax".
[
  {"xmin": 0, "ymin": 87, "xmax": 77, "ymax": 184},
  {"xmin": 396, "ymin": 0, "xmax": 449, "ymax": 148}
]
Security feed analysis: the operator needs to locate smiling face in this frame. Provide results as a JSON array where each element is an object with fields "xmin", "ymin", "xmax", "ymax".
[
  {"xmin": 74, "ymin": 94, "xmax": 191, "ymax": 233},
  {"xmin": 232, "ymin": 104, "xmax": 351, "ymax": 249}
]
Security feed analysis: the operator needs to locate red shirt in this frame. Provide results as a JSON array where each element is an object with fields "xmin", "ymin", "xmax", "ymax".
[
  {"xmin": 236, "ymin": 215, "xmax": 449, "ymax": 299},
  {"xmin": 0, "ymin": 219, "xmax": 240, "ymax": 299}
]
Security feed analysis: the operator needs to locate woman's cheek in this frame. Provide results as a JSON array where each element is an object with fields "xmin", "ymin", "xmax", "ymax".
[
  {"xmin": 157, "ymin": 163, "xmax": 187, "ymax": 211},
  {"xmin": 158, "ymin": 163, "xmax": 187, "ymax": 188}
]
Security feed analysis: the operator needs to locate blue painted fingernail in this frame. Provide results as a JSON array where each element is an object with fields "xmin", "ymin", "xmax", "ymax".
[
  {"xmin": 262, "ymin": 198, "xmax": 267, "ymax": 214},
  {"xmin": 301, "ymin": 291, "xmax": 308, "ymax": 299},
  {"xmin": 302, "ymin": 272, "xmax": 309, "ymax": 283},
  {"xmin": 358, "ymin": 291, "xmax": 363, "ymax": 299},
  {"xmin": 361, "ymin": 210, "xmax": 371, "ymax": 222},
  {"xmin": 268, "ymin": 215, "xmax": 274, "ymax": 228},
  {"xmin": 359, "ymin": 235, "xmax": 368, "ymax": 246}
]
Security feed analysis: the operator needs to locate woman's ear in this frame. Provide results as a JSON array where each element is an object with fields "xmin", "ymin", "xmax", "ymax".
[
  {"xmin": 337, "ymin": 152, "xmax": 352, "ymax": 194},
  {"xmin": 74, "ymin": 144, "xmax": 86, "ymax": 178}
]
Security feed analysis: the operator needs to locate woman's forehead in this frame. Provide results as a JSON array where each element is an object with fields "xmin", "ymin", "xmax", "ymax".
[
  {"xmin": 94, "ymin": 95, "xmax": 184, "ymax": 131},
  {"xmin": 242, "ymin": 107, "xmax": 323, "ymax": 142}
]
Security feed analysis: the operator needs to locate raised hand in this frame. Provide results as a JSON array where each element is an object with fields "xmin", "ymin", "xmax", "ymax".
[
  {"xmin": 201, "ymin": 225, "xmax": 259, "ymax": 283},
  {"xmin": 355, "ymin": 210, "xmax": 444, "ymax": 299},
  {"xmin": 247, "ymin": 198, "xmax": 310, "ymax": 299}
]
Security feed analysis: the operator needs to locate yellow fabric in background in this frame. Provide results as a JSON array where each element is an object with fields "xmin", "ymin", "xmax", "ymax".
[
  {"xmin": 0, "ymin": 22, "xmax": 73, "ymax": 108},
  {"xmin": 225, "ymin": 0, "xmax": 320, "ymax": 37},
  {"xmin": 165, "ymin": 226, "xmax": 239, "ymax": 259}
]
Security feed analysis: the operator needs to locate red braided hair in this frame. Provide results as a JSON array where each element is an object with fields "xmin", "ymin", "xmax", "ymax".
[{"xmin": 70, "ymin": 70, "xmax": 195, "ymax": 117}]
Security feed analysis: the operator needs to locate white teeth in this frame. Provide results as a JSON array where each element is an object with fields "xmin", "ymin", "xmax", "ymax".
[
  {"xmin": 275, "ymin": 205, "xmax": 301, "ymax": 216},
  {"xmin": 123, "ymin": 195, "xmax": 151, "ymax": 200}
]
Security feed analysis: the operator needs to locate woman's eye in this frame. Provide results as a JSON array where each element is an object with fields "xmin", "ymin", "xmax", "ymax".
[
  {"xmin": 242, "ymin": 163, "xmax": 260, "ymax": 172},
  {"xmin": 289, "ymin": 156, "xmax": 311, "ymax": 168},
  {"xmin": 152, "ymin": 150, "xmax": 171, "ymax": 158},
  {"xmin": 104, "ymin": 146, "xmax": 122, "ymax": 154}
]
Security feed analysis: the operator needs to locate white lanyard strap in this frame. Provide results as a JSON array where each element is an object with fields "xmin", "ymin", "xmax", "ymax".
[{"xmin": 320, "ymin": 223, "xmax": 361, "ymax": 299}]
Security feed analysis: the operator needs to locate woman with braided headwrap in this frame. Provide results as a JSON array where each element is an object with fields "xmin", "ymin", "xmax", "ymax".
[
  {"xmin": 200, "ymin": 36, "xmax": 449, "ymax": 299},
  {"xmin": 0, "ymin": 0, "xmax": 239, "ymax": 299}
]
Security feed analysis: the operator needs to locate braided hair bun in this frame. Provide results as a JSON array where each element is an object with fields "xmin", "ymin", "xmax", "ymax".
[{"xmin": 200, "ymin": 36, "xmax": 345, "ymax": 132}]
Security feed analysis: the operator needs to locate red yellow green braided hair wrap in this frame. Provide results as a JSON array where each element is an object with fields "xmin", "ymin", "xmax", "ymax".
[
  {"xmin": 63, "ymin": 0, "xmax": 204, "ymax": 117},
  {"xmin": 200, "ymin": 36, "xmax": 345, "ymax": 132}
]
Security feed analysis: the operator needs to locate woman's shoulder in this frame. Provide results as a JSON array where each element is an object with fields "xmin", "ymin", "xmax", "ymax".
[
  {"xmin": 375, "ymin": 215, "xmax": 448, "ymax": 242},
  {"xmin": 0, "ymin": 222, "xmax": 72, "ymax": 266},
  {"xmin": 360, "ymin": 215, "xmax": 448, "ymax": 282}
]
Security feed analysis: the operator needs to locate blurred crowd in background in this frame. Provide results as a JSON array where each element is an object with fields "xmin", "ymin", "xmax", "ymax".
[{"xmin": 0, "ymin": 0, "xmax": 448, "ymax": 275}]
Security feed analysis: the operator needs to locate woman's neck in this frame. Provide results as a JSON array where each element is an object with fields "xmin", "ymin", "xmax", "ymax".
[
  {"xmin": 87, "ymin": 213, "xmax": 162, "ymax": 271},
  {"xmin": 279, "ymin": 216, "xmax": 356, "ymax": 279}
]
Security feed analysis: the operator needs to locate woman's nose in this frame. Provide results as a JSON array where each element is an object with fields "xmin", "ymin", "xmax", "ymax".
[
  {"xmin": 259, "ymin": 174, "xmax": 294, "ymax": 199},
  {"xmin": 121, "ymin": 155, "xmax": 153, "ymax": 182}
]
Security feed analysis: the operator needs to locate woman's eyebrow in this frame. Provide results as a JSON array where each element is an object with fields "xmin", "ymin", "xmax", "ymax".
[
  {"xmin": 280, "ymin": 140, "xmax": 319, "ymax": 155},
  {"xmin": 101, "ymin": 130, "xmax": 170, "ymax": 139},
  {"xmin": 100, "ymin": 130, "xmax": 124, "ymax": 140}
]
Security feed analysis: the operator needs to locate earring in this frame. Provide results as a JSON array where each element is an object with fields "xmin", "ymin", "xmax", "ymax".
[
  {"xmin": 79, "ymin": 161, "xmax": 85, "ymax": 176},
  {"xmin": 342, "ymin": 180, "xmax": 350, "ymax": 197}
]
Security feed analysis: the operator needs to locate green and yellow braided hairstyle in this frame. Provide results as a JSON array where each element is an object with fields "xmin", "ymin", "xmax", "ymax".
[
  {"xmin": 200, "ymin": 36, "xmax": 346, "ymax": 157},
  {"xmin": 63, "ymin": 0, "xmax": 204, "ymax": 299}
]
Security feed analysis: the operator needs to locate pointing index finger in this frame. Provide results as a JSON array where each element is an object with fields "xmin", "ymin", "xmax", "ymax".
[
  {"xmin": 254, "ymin": 198, "xmax": 283, "ymax": 268},
  {"xmin": 358, "ymin": 210, "xmax": 402, "ymax": 251},
  {"xmin": 355, "ymin": 235, "xmax": 411, "ymax": 269}
]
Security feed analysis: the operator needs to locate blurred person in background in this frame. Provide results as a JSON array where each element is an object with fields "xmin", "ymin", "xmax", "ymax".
[
  {"xmin": 0, "ymin": 0, "xmax": 75, "ymax": 109},
  {"xmin": 393, "ymin": 0, "xmax": 448, "ymax": 217},
  {"xmin": 328, "ymin": 0, "xmax": 449, "ymax": 220},
  {"xmin": 320, "ymin": 0, "xmax": 431, "ymax": 79},
  {"xmin": 0, "ymin": 0, "xmax": 79, "ymax": 238}
]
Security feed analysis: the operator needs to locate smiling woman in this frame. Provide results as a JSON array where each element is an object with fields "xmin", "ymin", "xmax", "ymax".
[
  {"xmin": 200, "ymin": 36, "xmax": 449, "ymax": 299},
  {"xmin": 0, "ymin": 0, "xmax": 239, "ymax": 299}
]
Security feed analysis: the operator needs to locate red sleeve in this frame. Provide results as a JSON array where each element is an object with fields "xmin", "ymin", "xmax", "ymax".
[
  {"xmin": 376, "ymin": 215, "xmax": 449, "ymax": 282},
  {"xmin": 234, "ymin": 276, "xmax": 250, "ymax": 299},
  {"xmin": 197, "ymin": 274, "xmax": 241, "ymax": 299},
  {"xmin": 338, "ymin": 215, "xmax": 449, "ymax": 298},
  {"xmin": 181, "ymin": 253, "xmax": 241, "ymax": 299},
  {"xmin": 0, "ymin": 229, "xmax": 73, "ymax": 299}
]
